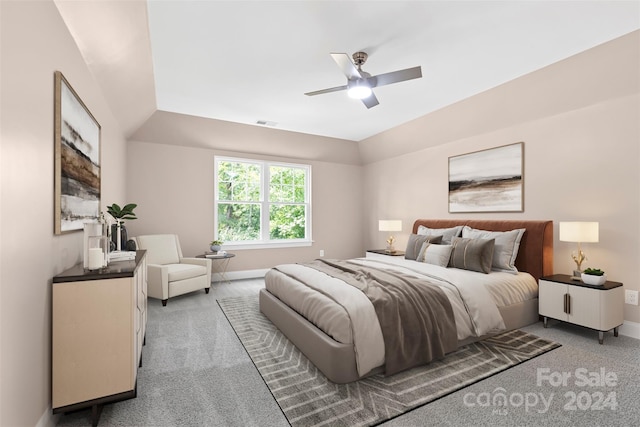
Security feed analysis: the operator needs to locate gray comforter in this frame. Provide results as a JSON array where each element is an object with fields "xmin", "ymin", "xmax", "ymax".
[{"xmin": 303, "ymin": 259, "xmax": 458, "ymax": 376}]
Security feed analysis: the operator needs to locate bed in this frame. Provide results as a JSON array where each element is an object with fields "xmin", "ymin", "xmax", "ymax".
[{"xmin": 259, "ymin": 219, "xmax": 553, "ymax": 383}]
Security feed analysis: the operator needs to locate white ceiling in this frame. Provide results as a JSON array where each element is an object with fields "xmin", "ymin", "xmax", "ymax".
[{"xmin": 60, "ymin": 1, "xmax": 640, "ymax": 142}]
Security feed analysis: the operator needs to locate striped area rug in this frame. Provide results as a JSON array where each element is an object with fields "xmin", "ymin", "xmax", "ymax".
[{"xmin": 218, "ymin": 295, "xmax": 560, "ymax": 427}]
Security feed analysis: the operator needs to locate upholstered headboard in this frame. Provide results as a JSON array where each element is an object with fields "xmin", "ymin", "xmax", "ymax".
[{"xmin": 412, "ymin": 219, "xmax": 553, "ymax": 282}]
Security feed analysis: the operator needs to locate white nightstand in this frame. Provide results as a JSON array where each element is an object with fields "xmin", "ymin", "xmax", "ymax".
[{"xmin": 539, "ymin": 274, "xmax": 624, "ymax": 344}]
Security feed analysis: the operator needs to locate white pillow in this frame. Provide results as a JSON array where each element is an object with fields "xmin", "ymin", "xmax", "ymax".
[
  {"xmin": 417, "ymin": 225, "xmax": 463, "ymax": 244},
  {"xmin": 461, "ymin": 226, "xmax": 525, "ymax": 273},
  {"xmin": 417, "ymin": 243, "xmax": 453, "ymax": 267}
]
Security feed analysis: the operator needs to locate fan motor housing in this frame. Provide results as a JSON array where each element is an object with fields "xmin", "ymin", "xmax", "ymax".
[{"xmin": 352, "ymin": 52, "xmax": 368, "ymax": 67}]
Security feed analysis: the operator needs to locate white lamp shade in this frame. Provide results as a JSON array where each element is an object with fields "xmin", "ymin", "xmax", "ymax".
[
  {"xmin": 378, "ymin": 220, "xmax": 402, "ymax": 232},
  {"xmin": 559, "ymin": 222, "xmax": 599, "ymax": 243}
]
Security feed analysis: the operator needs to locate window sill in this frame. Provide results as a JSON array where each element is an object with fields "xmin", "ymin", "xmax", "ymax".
[{"xmin": 222, "ymin": 240, "xmax": 313, "ymax": 251}]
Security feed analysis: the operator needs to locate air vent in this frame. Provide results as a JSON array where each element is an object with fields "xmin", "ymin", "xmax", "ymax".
[{"xmin": 256, "ymin": 120, "xmax": 277, "ymax": 127}]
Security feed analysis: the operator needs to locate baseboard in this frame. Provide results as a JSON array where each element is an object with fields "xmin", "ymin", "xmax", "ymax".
[
  {"xmin": 36, "ymin": 405, "xmax": 58, "ymax": 427},
  {"xmin": 212, "ymin": 268, "xmax": 269, "ymax": 282},
  {"xmin": 618, "ymin": 320, "xmax": 640, "ymax": 340}
]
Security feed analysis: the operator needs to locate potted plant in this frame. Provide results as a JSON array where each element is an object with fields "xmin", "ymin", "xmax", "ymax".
[
  {"xmin": 107, "ymin": 203, "xmax": 137, "ymax": 250},
  {"xmin": 210, "ymin": 240, "xmax": 223, "ymax": 252},
  {"xmin": 581, "ymin": 267, "xmax": 606, "ymax": 286}
]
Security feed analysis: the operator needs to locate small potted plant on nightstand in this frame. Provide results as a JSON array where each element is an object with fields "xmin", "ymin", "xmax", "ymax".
[
  {"xmin": 581, "ymin": 268, "xmax": 606, "ymax": 286},
  {"xmin": 210, "ymin": 240, "xmax": 223, "ymax": 252}
]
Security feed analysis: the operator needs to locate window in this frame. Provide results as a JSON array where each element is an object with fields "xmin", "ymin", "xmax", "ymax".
[{"xmin": 215, "ymin": 156, "xmax": 311, "ymax": 248}]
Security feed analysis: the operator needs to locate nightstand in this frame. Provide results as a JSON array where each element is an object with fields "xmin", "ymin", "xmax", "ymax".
[
  {"xmin": 366, "ymin": 249, "xmax": 405, "ymax": 260},
  {"xmin": 538, "ymin": 274, "xmax": 624, "ymax": 344}
]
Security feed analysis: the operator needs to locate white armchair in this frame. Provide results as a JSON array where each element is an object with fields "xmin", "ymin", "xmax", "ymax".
[{"xmin": 132, "ymin": 234, "xmax": 211, "ymax": 306}]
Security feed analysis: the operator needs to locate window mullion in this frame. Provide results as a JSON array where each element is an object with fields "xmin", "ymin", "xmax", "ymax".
[{"xmin": 262, "ymin": 163, "xmax": 270, "ymax": 241}]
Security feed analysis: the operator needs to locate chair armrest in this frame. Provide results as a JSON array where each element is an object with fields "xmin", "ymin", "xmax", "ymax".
[
  {"xmin": 147, "ymin": 263, "xmax": 169, "ymax": 300},
  {"xmin": 181, "ymin": 257, "xmax": 211, "ymax": 268}
]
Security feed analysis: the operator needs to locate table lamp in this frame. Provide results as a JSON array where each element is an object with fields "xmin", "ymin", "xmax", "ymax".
[
  {"xmin": 378, "ymin": 220, "xmax": 402, "ymax": 253},
  {"xmin": 559, "ymin": 221, "xmax": 599, "ymax": 279}
]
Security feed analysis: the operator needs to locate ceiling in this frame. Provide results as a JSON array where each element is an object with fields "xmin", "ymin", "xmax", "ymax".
[{"xmin": 59, "ymin": 1, "xmax": 640, "ymax": 142}]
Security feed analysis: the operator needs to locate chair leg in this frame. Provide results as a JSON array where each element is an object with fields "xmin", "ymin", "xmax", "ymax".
[
  {"xmin": 162, "ymin": 299, "xmax": 167, "ymax": 306},
  {"xmin": 205, "ymin": 288, "xmax": 210, "ymax": 294}
]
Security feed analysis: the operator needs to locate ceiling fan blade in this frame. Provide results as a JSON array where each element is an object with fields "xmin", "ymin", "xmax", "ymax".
[
  {"xmin": 361, "ymin": 93, "xmax": 379, "ymax": 109},
  {"xmin": 330, "ymin": 53, "xmax": 362, "ymax": 80},
  {"xmin": 304, "ymin": 84, "xmax": 348, "ymax": 96},
  {"xmin": 368, "ymin": 66, "xmax": 422, "ymax": 88}
]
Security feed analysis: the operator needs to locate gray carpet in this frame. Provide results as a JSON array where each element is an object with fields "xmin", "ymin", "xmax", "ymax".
[{"xmin": 218, "ymin": 294, "xmax": 561, "ymax": 427}]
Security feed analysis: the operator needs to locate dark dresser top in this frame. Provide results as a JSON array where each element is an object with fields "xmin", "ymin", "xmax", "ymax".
[{"xmin": 53, "ymin": 250, "xmax": 146, "ymax": 283}]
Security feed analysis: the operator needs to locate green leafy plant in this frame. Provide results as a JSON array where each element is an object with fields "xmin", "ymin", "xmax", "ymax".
[
  {"xmin": 583, "ymin": 268, "xmax": 605, "ymax": 276},
  {"xmin": 210, "ymin": 239, "xmax": 224, "ymax": 246},
  {"xmin": 107, "ymin": 203, "xmax": 138, "ymax": 224}
]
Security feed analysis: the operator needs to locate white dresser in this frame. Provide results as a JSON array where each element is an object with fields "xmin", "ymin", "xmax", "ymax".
[{"xmin": 52, "ymin": 251, "xmax": 147, "ymax": 425}]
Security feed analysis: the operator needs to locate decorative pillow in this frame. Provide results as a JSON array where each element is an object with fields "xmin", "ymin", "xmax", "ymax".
[
  {"xmin": 405, "ymin": 234, "xmax": 443, "ymax": 260},
  {"xmin": 417, "ymin": 243, "xmax": 453, "ymax": 267},
  {"xmin": 417, "ymin": 225, "xmax": 463, "ymax": 244},
  {"xmin": 461, "ymin": 226, "xmax": 525, "ymax": 273},
  {"xmin": 448, "ymin": 237, "xmax": 495, "ymax": 274}
]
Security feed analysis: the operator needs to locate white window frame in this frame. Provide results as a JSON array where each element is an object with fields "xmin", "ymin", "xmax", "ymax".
[{"xmin": 214, "ymin": 156, "xmax": 312, "ymax": 250}]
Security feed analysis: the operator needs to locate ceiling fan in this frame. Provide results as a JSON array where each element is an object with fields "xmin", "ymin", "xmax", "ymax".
[{"xmin": 304, "ymin": 52, "xmax": 422, "ymax": 109}]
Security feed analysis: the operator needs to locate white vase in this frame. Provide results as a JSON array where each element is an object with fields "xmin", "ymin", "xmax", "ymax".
[{"xmin": 210, "ymin": 245, "xmax": 221, "ymax": 252}]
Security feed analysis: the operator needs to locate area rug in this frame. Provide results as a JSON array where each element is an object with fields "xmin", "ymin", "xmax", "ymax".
[{"xmin": 218, "ymin": 295, "xmax": 560, "ymax": 427}]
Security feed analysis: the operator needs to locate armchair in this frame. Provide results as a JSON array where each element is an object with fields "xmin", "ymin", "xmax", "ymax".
[{"xmin": 132, "ymin": 234, "xmax": 211, "ymax": 306}]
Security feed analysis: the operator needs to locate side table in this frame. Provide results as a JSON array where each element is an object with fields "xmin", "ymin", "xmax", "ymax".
[
  {"xmin": 365, "ymin": 249, "xmax": 405, "ymax": 260},
  {"xmin": 197, "ymin": 252, "xmax": 235, "ymax": 283},
  {"xmin": 539, "ymin": 274, "xmax": 624, "ymax": 344}
]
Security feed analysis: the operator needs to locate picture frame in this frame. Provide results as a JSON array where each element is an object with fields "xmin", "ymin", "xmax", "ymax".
[
  {"xmin": 54, "ymin": 71, "xmax": 101, "ymax": 234},
  {"xmin": 448, "ymin": 142, "xmax": 523, "ymax": 213}
]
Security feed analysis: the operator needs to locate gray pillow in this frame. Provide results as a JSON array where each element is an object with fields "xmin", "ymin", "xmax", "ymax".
[
  {"xmin": 417, "ymin": 243, "xmax": 453, "ymax": 267},
  {"xmin": 405, "ymin": 234, "xmax": 443, "ymax": 260},
  {"xmin": 417, "ymin": 225, "xmax": 463, "ymax": 244},
  {"xmin": 461, "ymin": 226, "xmax": 525, "ymax": 273},
  {"xmin": 449, "ymin": 237, "xmax": 495, "ymax": 274}
]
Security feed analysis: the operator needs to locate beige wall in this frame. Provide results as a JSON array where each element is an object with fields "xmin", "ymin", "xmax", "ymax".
[
  {"xmin": 126, "ymin": 139, "xmax": 364, "ymax": 270},
  {"xmin": 360, "ymin": 32, "xmax": 640, "ymax": 323},
  {"xmin": 0, "ymin": 1, "xmax": 128, "ymax": 426}
]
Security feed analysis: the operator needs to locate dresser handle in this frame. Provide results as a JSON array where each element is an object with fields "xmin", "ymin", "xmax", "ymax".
[{"xmin": 564, "ymin": 293, "xmax": 571, "ymax": 314}]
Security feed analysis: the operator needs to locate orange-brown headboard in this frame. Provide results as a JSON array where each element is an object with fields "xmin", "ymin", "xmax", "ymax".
[{"xmin": 412, "ymin": 219, "xmax": 553, "ymax": 282}]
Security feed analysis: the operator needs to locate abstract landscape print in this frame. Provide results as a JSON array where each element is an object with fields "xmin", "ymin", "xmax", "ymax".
[
  {"xmin": 449, "ymin": 142, "xmax": 523, "ymax": 213},
  {"xmin": 54, "ymin": 71, "xmax": 101, "ymax": 234}
]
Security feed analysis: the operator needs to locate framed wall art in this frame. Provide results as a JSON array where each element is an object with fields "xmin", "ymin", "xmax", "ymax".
[
  {"xmin": 54, "ymin": 71, "xmax": 101, "ymax": 234},
  {"xmin": 448, "ymin": 142, "xmax": 523, "ymax": 213}
]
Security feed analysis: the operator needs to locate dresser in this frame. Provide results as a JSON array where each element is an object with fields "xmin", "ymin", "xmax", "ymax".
[{"xmin": 52, "ymin": 250, "xmax": 147, "ymax": 425}]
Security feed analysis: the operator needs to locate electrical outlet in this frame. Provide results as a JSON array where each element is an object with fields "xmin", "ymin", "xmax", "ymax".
[
  {"xmin": 319, "ymin": 249, "xmax": 325, "ymax": 257},
  {"xmin": 625, "ymin": 290, "xmax": 639, "ymax": 305}
]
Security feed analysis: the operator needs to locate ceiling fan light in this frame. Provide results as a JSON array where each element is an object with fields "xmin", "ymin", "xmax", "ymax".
[{"xmin": 347, "ymin": 79, "xmax": 372, "ymax": 99}]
